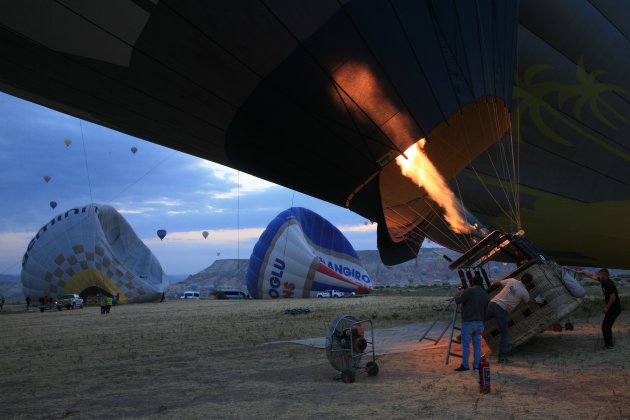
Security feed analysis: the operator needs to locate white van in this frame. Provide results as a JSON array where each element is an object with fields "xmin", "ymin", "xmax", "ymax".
[{"xmin": 180, "ymin": 291, "xmax": 200, "ymax": 299}]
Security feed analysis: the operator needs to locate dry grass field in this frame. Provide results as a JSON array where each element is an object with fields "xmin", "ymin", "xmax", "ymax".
[{"xmin": 1, "ymin": 288, "xmax": 628, "ymax": 419}]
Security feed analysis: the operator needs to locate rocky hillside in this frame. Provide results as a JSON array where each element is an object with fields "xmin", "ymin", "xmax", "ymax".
[
  {"xmin": 164, "ymin": 248, "xmax": 520, "ymax": 298},
  {"xmin": 165, "ymin": 259, "xmax": 248, "ymax": 297}
]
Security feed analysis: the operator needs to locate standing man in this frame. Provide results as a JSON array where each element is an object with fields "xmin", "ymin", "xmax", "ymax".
[
  {"xmin": 578, "ymin": 268, "xmax": 621, "ymax": 350},
  {"xmin": 454, "ymin": 274, "xmax": 490, "ymax": 372},
  {"xmin": 0, "ymin": 295, "xmax": 4, "ymax": 311},
  {"xmin": 99, "ymin": 294, "xmax": 107, "ymax": 314},
  {"xmin": 26, "ymin": 296, "xmax": 31, "ymax": 311},
  {"xmin": 485, "ymin": 273, "xmax": 533, "ymax": 363}
]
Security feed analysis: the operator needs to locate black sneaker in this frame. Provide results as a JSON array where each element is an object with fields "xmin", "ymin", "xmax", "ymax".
[
  {"xmin": 454, "ymin": 366, "xmax": 470, "ymax": 372},
  {"xmin": 605, "ymin": 345, "xmax": 615, "ymax": 350}
]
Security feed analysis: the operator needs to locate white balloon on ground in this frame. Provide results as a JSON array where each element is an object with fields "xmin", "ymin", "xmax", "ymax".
[
  {"xmin": 21, "ymin": 204, "xmax": 166, "ymax": 303},
  {"xmin": 247, "ymin": 207, "xmax": 372, "ymax": 299}
]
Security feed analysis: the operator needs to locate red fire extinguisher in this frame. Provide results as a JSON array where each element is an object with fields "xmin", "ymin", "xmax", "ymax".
[{"xmin": 479, "ymin": 355, "xmax": 491, "ymax": 394}]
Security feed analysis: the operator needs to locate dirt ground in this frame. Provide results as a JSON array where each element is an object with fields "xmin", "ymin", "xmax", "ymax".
[{"xmin": 1, "ymin": 294, "xmax": 628, "ymax": 419}]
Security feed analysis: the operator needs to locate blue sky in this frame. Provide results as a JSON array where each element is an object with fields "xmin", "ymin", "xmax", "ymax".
[{"xmin": 0, "ymin": 92, "xmax": 383, "ymax": 275}]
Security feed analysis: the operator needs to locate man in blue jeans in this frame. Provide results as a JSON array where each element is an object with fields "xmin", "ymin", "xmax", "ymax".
[
  {"xmin": 454, "ymin": 274, "xmax": 489, "ymax": 372},
  {"xmin": 485, "ymin": 273, "xmax": 533, "ymax": 363}
]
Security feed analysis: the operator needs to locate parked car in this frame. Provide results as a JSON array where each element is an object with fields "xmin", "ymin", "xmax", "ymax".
[
  {"xmin": 180, "ymin": 291, "xmax": 200, "ymax": 299},
  {"xmin": 215, "ymin": 289, "xmax": 249, "ymax": 299},
  {"xmin": 57, "ymin": 294, "xmax": 84, "ymax": 310},
  {"xmin": 316, "ymin": 290, "xmax": 345, "ymax": 298}
]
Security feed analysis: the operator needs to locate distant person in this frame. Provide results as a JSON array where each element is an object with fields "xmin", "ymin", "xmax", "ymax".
[
  {"xmin": 26, "ymin": 296, "xmax": 31, "ymax": 311},
  {"xmin": 99, "ymin": 294, "xmax": 107, "ymax": 314},
  {"xmin": 106, "ymin": 296, "xmax": 113, "ymax": 313},
  {"xmin": 115, "ymin": 293, "xmax": 120, "ymax": 305},
  {"xmin": 578, "ymin": 268, "xmax": 621, "ymax": 350},
  {"xmin": 454, "ymin": 275, "xmax": 489, "ymax": 372},
  {"xmin": 160, "ymin": 292, "xmax": 165, "ymax": 303},
  {"xmin": 1, "ymin": 295, "xmax": 4, "ymax": 311},
  {"xmin": 484, "ymin": 273, "xmax": 533, "ymax": 363}
]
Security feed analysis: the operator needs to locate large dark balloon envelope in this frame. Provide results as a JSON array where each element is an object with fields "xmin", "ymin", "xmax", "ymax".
[
  {"xmin": 156, "ymin": 229, "xmax": 167, "ymax": 241},
  {"xmin": 1, "ymin": 1, "xmax": 628, "ymax": 268},
  {"xmin": 49, "ymin": 201, "xmax": 57, "ymax": 210}
]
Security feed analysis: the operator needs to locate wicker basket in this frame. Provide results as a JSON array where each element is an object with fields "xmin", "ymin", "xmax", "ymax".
[{"xmin": 483, "ymin": 261, "xmax": 583, "ymax": 353}]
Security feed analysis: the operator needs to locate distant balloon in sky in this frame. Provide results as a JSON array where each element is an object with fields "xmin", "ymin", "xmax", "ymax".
[
  {"xmin": 21, "ymin": 204, "xmax": 166, "ymax": 303},
  {"xmin": 131, "ymin": 147, "xmax": 138, "ymax": 155},
  {"xmin": 43, "ymin": 175, "xmax": 51, "ymax": 183},
  {"xmin": 157, "ymin": 229, "xmax": 167, "ymax": 241},
  {"xmin": 49, "ymin": 201, "xmax": 57, "ymax": 210},
  {"xmin": 217, "ymin": 252, "xmax": 220, "ymax": 257},
  {"xmin": 202, "ymin": 231, "xmax": 209, "ymax": 239},
  {"xmin": 247, "ymin": 207, "xmax": 372, "ymax": 299},
  {"xmin": 63, "ymin": 138, "xmax": 72, "ymax": 147}
]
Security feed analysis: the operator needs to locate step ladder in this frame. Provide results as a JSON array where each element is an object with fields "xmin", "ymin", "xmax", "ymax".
[{"xmin": 418, "ymin": 296, "xmax": 463, "ymax": 365}]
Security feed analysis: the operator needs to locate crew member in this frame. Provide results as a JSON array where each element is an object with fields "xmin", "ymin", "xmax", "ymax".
[
  {"xmin": 578, "ymin": 268, "xmax": 621, "ymax": 350},
  {"xmin": 484, "ymin": 273, "xmax": 533, "ymax": 363},
  {"xmin": 454, "ymin": 274, "xmax": 490, "ymax": 371}
]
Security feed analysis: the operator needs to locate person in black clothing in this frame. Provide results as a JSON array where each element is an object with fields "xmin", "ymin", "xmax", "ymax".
[
  {"xmin": 453, "ymin": 274, "xmax": 490, "ymax": 371},
  {"xmin": 578, "ymin": 268, "xmax": 621, "ymax": 349}
]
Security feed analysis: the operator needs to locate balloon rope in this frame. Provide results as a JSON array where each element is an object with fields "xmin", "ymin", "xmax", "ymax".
[
  {"xmin": 477, "ymin": 0, "xmax": 517, "ymax": 225},
  {"xmin": 107, "ymin": 151, "xmax": 177, "ymax": 203},
  {"xmin": 386, "ymin": 201, "xmax": 469, "ymax": 251},
  {"xmin": 493, "ymin": 105, "xmax": 519, "ymax": 226},
  {"xmin": 237, "ymin": 170, "xmax": 241, "ymax": 314},
  {"xmin": 79, "ymin": 121, "xmax": 94, "ymax": 203},
  {"xmin": 456, "ymin": 106, "xmax": 519, "ymax": 229},
  {"xmin": 237, "ymin": 170, "xmax": 240, "ymax": 264}
]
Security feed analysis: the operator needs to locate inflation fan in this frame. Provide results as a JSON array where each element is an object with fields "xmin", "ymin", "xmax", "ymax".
[{"xmin": 325, "ymin": 315, "xmax": 379, "ymax": 383}]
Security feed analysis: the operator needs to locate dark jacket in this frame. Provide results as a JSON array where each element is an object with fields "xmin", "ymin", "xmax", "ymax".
[{"xmin": 455, "ymin": 286, "xmax": 490, "ymax": 322}]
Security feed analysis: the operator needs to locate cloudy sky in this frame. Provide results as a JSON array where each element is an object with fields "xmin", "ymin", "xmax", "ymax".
[{"xmin": 0, "ymin": 92, "xmax": 384, "ymax": 275}]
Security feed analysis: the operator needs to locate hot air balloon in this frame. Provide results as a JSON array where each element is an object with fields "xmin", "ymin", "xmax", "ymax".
[
  {"xmin": 201, "ymin": 230, "xmax": 209, "ymax": 239},
  {"xmin": 247, "ymin": 207, "xmax": 372, "ymax": 299},
  {"xmin": 49, "ymin": 201, "xmax": 57, "ymax": 210},
  {"xmin": 1, "ymin": 1, "xmax": 629, "ymax": 269},
  {"xmin": 43, "ymin": 176, "xmax": 51, "ymax": 183},
  {"xmin": 21, "ymin": 204, "xmax": 166, "ymax": 304},
  {"xmin": 131, "ymin": 147, "xmax": 137, "ymax": 155},
  {"xmin": 63, "ymin": 138, "xmax": 72, "ymax": 147},
  {"xmin": 156, "ymin": 229, "xmax": 167, "ymax": 241},
  {"xmin": 216, "ymin": 252, "xmax": 220, "ymax": 257}
]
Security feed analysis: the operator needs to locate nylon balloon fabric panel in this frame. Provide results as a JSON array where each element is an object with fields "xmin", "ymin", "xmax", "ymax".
[
  {"xmin": 21, "ymin": 204, "xmax": 166, "ymax": 303},
  {"xmin": 247, "ymin": 207, "xmax": 372, "ymax": 299},
  {"xmin": 0, "ymin": 1, "xmax": 518, "ymax": 267}
]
